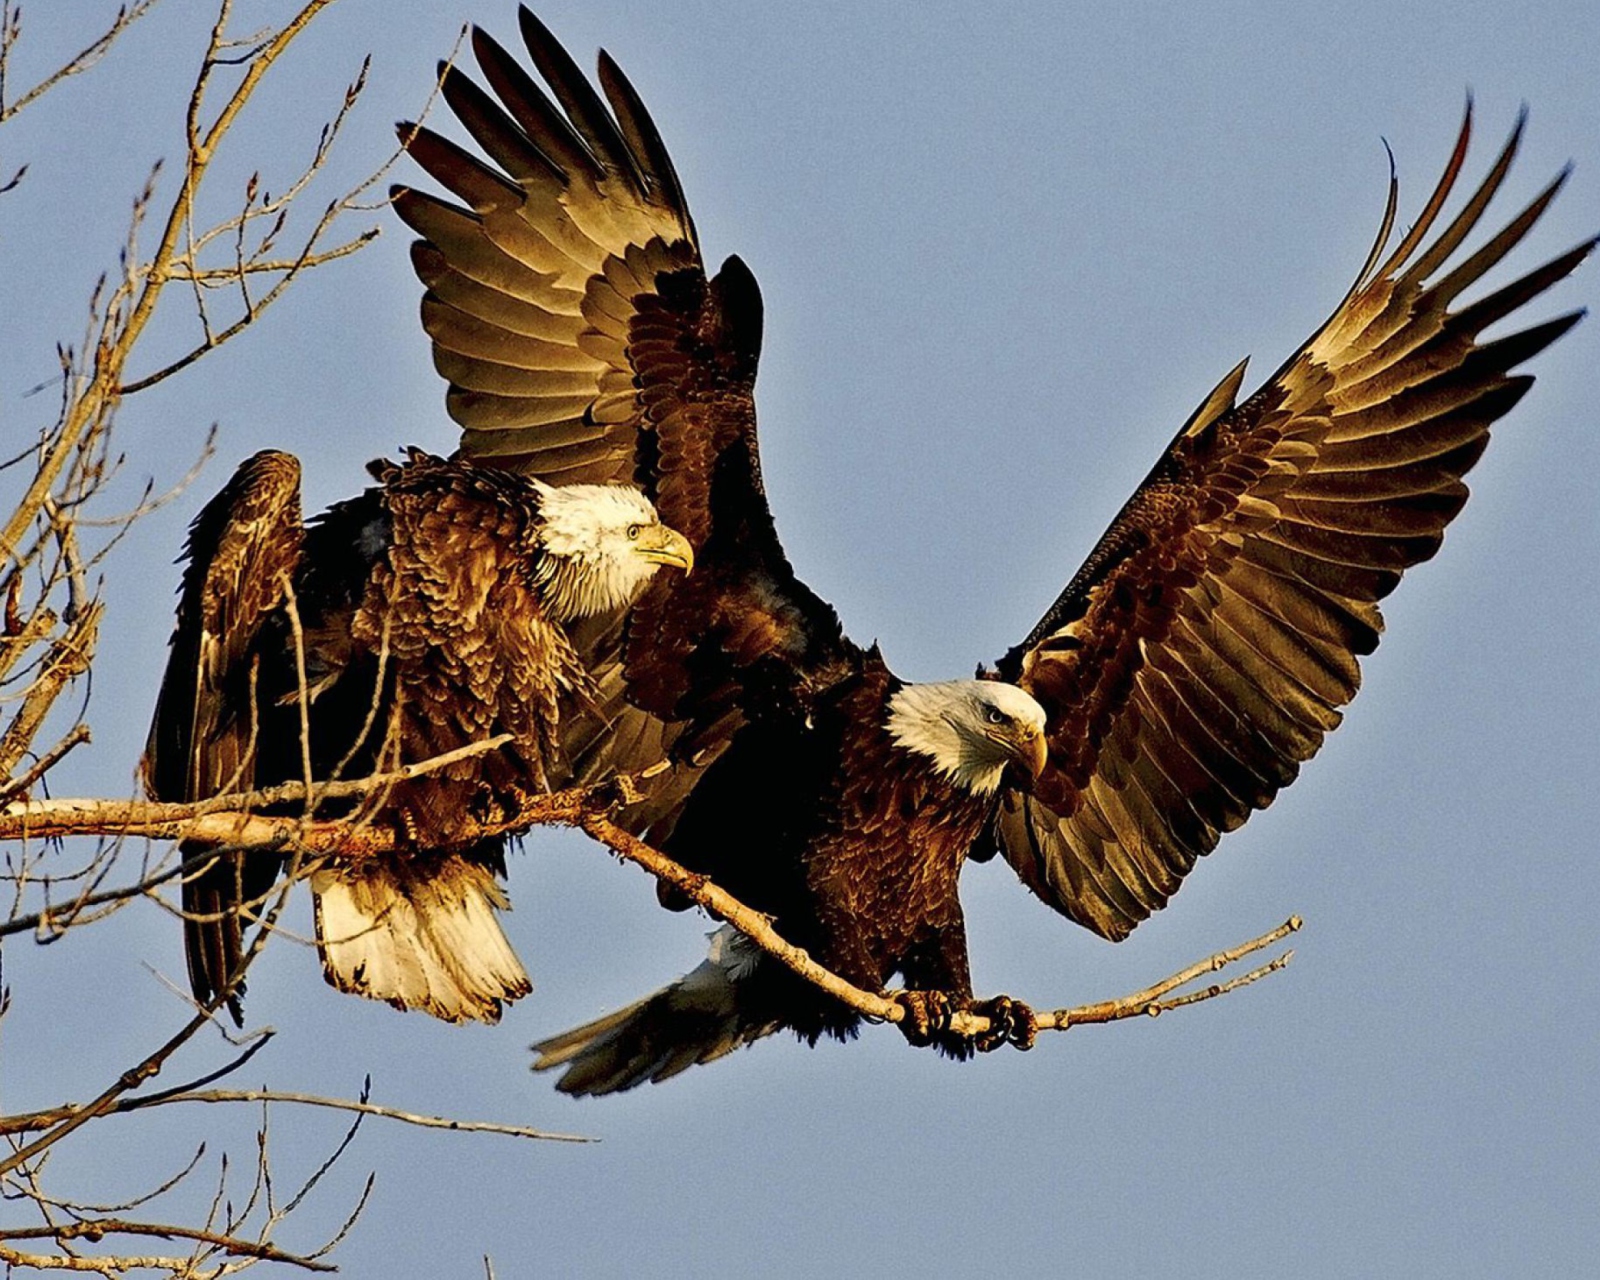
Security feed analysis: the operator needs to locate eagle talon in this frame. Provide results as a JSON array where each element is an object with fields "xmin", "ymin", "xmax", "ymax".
[
  {"xmin": 592, "ymin": 773, "xmax": 636, "ymax": 815},
  {"xmin": 971, "ymin": 994, "xmax": 1038, "ymax": 1053},
  {"xmin": 895, "ymin": 989, "xmax": 954, "ymax": 1047}
]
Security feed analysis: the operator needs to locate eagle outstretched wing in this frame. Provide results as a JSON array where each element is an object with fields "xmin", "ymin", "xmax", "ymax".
[
  {"xmin": 144, "ymin": 449, "xmax": 303, "ymax": 1019},
  {"xmin": 986, "ymin": 106, "xmax": 1594, "ymax": 941},
  {"xmin": 395, "ymin": 9, "xmax": 850, "ymax": 821}
]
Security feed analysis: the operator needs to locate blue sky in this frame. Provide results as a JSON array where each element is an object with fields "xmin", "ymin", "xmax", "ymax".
[{"xmin": 3, "ymin": 3, "xmax": 1597, "ymax": 1276}]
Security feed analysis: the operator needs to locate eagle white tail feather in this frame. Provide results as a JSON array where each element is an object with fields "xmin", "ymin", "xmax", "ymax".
[
  {"xmin": 533, "ymin": 926, "xmax": 778, "ymax": 1095},
  {"xmin": 311, "ymin": 858, "xmax": 531, "ymax": 1025}
]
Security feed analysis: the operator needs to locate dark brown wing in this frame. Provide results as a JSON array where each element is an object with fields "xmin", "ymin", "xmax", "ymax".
[
  {"xmin": 143, "ymin": 450, "xmax": 303, "ymax": 1019},
  {"xmin": 394, "ymin": 12, "xmax": 695, "ymax": 479},
  {"xmin": 395, "ymin": 10, "xmax": 851, "ymax": 809},
  {"xmin": 988, "ymin": 106, "xmax": 1593, "ymax": 942}
]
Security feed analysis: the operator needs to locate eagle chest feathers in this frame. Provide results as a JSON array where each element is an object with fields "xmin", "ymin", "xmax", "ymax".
[
  {"xmin": 347, "ymin": 467, "xmax": 592, "ymax": 815},
  {"xmin": 804, "ymin": 676, "xmax": 996, "ymax": 980},
  {"xmin": 823, "ymin": 765, "xmax": 990, "ymax": 970}
]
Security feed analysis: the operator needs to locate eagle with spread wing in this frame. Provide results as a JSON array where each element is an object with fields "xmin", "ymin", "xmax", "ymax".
[
  {"xmin": 392, "ymin": 10, "xmax": 1588, "ymax": 1088},
  {"xmin": 145, "ymin": 449, "xmax": 691, "ymax": 1024}
]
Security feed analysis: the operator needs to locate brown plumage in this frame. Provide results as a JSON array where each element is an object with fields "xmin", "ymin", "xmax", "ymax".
[
  {"xmin": 146, "ymin": 448, "xmax": 691, "ymax": 1023},
  {"xmin": 390, "ymin": 9, "xmax": 1592, "ymax": 1090},
  {"xmin": 987, "ymin": 117, "xmax": 1593, "ymax": 941},
  {"xmin": 534, "ymin": 658, "xmax": 1028, "ymax": 1096},
  {"xmin": 146, "ymin": 450, "xmax": 305, "ymax": 1025}
]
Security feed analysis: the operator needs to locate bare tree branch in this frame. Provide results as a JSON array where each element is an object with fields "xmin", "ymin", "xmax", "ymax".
[
  {"xmin": 1, "ymin": 1087, "xmax": 593, "ymax": 1147},
  {"xmin": 571, "ymin": 801, "xmax": 1301, "ymax": 1039},
  {"xmin": 1, "ymin": 991, "xmax": 247, "ymax": 1177},
  {"xmin": 0, "ymin": 1220, "xmax": 337, "ymax": 1273},
  {"xmin": 2, "ymin": 766, "xmax": 1301, "ymax": 1043},
  {"xmin": 0, "ymin": 0, "xmax": 160, "ymax": 124},
  {"xmin": 0, "ymin": 0, "xmax": 357, "ymax": 565},
  {"xmin": 0, "ymin": 722, "xmax": 90, "ymax": 804},
  {"xmin": 0, "ymin": 733, "xmax": 514, "ymax": 844},
  {"xmin": 0, "ymin": 5, "xmax": 576, "ymax": 1273}
]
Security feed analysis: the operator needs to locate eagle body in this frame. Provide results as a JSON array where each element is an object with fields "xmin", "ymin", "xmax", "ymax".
[
  {"xmin": 536, "ymin": 659, "xmax": 1048, "ymax": 1094},
  {"xmin": 661, "ymin": 660, "xmax": 1003, "ymax": 1028},
  {"xmin": 384, "ymin": 10, "xmax": 1591, "ymax": 1088},
  {"xmin": 147, "ymin": 448, "xmax": 690, "ymax": 1023},
  {"xmin": 800, "ymin": 676, "xmax": 989, "ymax": 1014},
  {"xmin": 294, "ymin": 453, "xmax": 593, "ymax": 836}
]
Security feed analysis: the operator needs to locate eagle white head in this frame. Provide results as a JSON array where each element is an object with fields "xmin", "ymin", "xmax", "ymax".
[
  {"xmin": 531, "ymin": 481, "xmax": 694, "ymax": 621},
  {"xmin": 887, "ymin": 679, "xmax": 1049, "ymax": 796}
]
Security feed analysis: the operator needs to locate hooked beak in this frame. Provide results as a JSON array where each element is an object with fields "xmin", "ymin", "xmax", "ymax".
[
  {"xmin": 635, "ymin": 525, "xmax": 695, "ymax": 575},
  {"xmin": 1021, "ymin": 728, "xmax": 1048, "ymax": 780},
  {"xmin": 986, "ymin": 724, "xmax": 1048, "ymax": 782}
]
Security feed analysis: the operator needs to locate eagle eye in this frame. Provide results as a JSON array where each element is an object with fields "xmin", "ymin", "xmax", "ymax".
[
  {"xmin": 626, "ymin": 523, "xmax": 641, "ymax": 540},
  {"xmin": 983, "ymin": 705, "xmax": 1006, "ymax": 725}
]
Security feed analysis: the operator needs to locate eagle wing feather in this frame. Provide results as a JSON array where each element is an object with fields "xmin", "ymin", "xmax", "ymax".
[
  {"xmin": 143, "ymin": 449, "xmax": 304, "ymax": 1019},
  {"xmin": 396, "ymin": 8, "xmax": 850, "ymax": 819},
  {"xmin": 989, "ymin": 105, "xmax": 1594, "ymax": 941}
]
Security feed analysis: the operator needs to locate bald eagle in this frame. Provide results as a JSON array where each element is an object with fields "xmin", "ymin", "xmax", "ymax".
[
  {"xmin": 145, "ymin": 449, "xmax": 691, "ymax": 1023},
  {"xmin": 391, "ymin": 9, "xmax": 1591, "ymax": 1088}
]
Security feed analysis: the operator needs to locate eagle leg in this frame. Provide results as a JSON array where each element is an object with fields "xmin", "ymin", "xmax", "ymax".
[
  {"xmin": 894, "ymin": 988, "xmax": 955, "ymax": 1047},
  {"xmin": 895, "ymin": 990, "xmax": 1039, "ymax": 1056},
  {"xmin": 969, "ymin": 994, "xmax": 1038, "ymax": 1053}
]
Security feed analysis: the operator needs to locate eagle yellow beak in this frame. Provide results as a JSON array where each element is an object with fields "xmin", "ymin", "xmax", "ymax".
[
  {"xmin": 635, "ymin": 525, "xmax": 694, "ymax": 575},
  {"xmin": 1018, "ymin": 727, "xmax": 1048, "ymax": 780},
  {"xmin": 986, "ymin": 724, "xmax": 1048, "ymax": 780}
]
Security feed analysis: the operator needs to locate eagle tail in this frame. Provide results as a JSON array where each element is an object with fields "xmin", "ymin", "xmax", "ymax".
[
  {"xmin": 532, "ymin": 926, "xmax": 779, "ymax": 1095},
  {"xmin": 311, "ymin": 853, "xmax": 531, "ymax": 1024}
]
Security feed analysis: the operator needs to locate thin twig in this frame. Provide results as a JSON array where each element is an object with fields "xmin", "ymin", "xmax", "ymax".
[
  {"xmin": 0, "ymin": 0, "xmax": 159, "ymax": 123},
  {"xmin": 0, "ymin": 0, "xmax": 339, "ymax": 564},
  {"xmin": 1, "ymin": 820, "xmax": 310, "ymax": 1174},
  {"xmin": 0, "ymin": 1082, "xmax": 591, "ymax": 1144},
  {"xmin": 18, "ymin": 1146, "xmax": 208, "ymax": 1218},
  {"xmin": 1033, "ymin": 917, "xmax": 1302, "ymax": 1030},
  {"xmin": 128, "ymin": 1089, "xmax": 591, "ymax": 1144},
  {"xmin": 0, "ymin": 1220, "xmax": 335, "ymax": 1273},
  {"xmin": 0, "ymin": 723, "xmax": 90, "ymax": 802},
  {"xmin": 117, "ymin": 229, "xmax": 378, "ymax": 394},
  {"xmin": 277, "ymin": 574, "xmax": 316, "ymax": 812},
  {"xmin": 0, "ymin": 860, "xmax": 184, "ymax": 941},
  {"xmin": 161, "ymin": 240, "xmax": 379, "ymax": 283},
  {"xmin": 0, "ymin": 1003, "xmax": 229, "ymax": 1177}
]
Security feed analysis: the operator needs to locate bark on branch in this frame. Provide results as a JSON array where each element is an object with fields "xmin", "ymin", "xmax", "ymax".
[
  {"xmin": 0, "ymin": 734, "xmax": 513, "ymax": 845},
  {"xmin": 0, "ymin": 1222, "xmax": 336, "ymax": 1274}
]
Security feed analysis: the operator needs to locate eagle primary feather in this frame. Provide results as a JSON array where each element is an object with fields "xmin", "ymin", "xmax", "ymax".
[
  {"xmin": 392, "ymin": 10, "xmax": 1592, "ymax": 1090},
  {"xmin": 146, "ymin": 449, "xmax": 691, "ymax": 1023}
]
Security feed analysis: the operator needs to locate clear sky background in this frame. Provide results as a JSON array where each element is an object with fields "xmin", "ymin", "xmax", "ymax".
[{"xmin": 3, "ymin": 3, "xmax": 1597, "ymax": 1277}]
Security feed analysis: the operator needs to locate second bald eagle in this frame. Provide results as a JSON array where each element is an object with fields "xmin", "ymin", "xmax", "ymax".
[{"xmin": 145, "ymin": 449, "xmax": 691, "ymax": 1023}]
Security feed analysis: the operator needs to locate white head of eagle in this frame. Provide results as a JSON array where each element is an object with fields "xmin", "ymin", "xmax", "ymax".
[
  {"xmin": 531, "ymin": 481, "xmax": 694, "ymax": 621},
  {"xmin": 887, "ymin": 679, "xmax": 1048, "ymax": 796}
]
